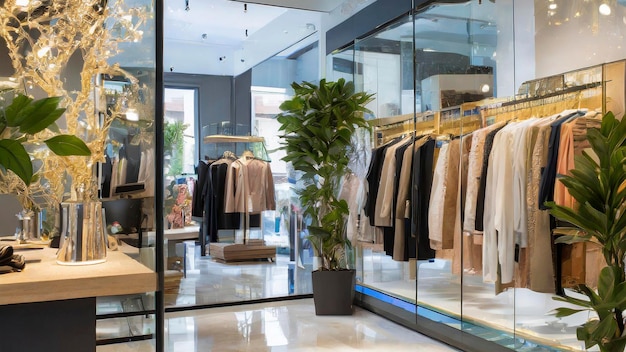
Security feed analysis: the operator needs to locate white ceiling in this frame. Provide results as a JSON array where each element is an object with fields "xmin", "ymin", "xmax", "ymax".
[
  {"xmin": 163, "ymin": 0, "xmax": 341, "ymax": 76},
  {"xmin": 229, "ymin": 0, "xmax": 347, "ymax": 12},
  {"xmin": 164, "ymin": 0, "xmax": 288, "ymax": 48}
]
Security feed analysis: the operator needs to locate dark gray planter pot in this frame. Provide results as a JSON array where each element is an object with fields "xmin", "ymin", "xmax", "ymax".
[{"xmin": 311, "ymin": 269, "xmax": 356, "ymax": 315}]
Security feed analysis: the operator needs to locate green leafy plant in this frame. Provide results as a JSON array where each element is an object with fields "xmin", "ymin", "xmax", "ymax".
[
  {"xmin": 546, "ymin": 111, "xmax": 626, "ymax": 352},
  {"xmin": 276, "ymin": 78, "xmax": 373, "ymax": 271},
  {"xmin": 0, "ymin": 93, "xmax": 91, "ymax": 185},
  {"xmin": 164, "ymin": 120, "xmax": 188, "ymax": 176}
]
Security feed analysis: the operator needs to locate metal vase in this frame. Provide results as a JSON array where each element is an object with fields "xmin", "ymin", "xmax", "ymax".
[{"xmin": 57, "ymin": 201, "xmax": 107, "ymax": 265}]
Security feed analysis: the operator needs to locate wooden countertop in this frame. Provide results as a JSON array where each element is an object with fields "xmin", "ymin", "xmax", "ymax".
[{"xmin": 0, "ymin": 247, "xmax": 156, "ymax": 305}]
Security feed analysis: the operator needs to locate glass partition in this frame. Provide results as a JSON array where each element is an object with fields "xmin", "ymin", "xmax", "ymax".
[
  {"xmin": 341, "ymin": 0, "xmax": 626, "ymax": 350},
  {"xmin": 0, "ymin": 0, "xmax": 158, "ymax": 348},
  {"xmin": 161, "ymin": 34, "xmax": 319, "ymax": 310}
]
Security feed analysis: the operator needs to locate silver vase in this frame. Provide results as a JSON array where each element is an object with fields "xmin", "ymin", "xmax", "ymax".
[{"xmin": 57, "ymin": 201, "xmax": 107, "ymax": 265}]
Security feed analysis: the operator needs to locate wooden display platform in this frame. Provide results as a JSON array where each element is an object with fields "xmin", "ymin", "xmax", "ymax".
[{"xmin": 209, "ymin": 242, "xmax": 276, "ymax": 263}]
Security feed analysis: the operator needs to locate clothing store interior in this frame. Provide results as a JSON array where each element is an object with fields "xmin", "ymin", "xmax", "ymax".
[{"xmin": 1, "ymin": 0, "xmax": 626, "ymax": 351}]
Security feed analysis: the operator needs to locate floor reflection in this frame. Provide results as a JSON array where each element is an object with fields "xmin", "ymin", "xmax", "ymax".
[
  {"xmin": 97, "ymin": 299, "xmax": 458, "ymax": 352},
  {"xmin": 169, "ymin": 244, "xmax": 313, "ymax": 307}
]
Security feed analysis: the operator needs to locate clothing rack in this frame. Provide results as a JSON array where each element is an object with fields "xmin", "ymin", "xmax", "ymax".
[
  {"xmin": 482, "ymin": 82, "xmax": 603, "ymax": 124},
  {"xmin": 370, "ymin": 113, "xmax": 437, "ymax": 147},
  {"xmin": 203, "ymin": 134, "xmax": 271, "ymax": 162},
  {"xmin": 203, "ymin": 135, "xmax": 276, "ymax": 262}
]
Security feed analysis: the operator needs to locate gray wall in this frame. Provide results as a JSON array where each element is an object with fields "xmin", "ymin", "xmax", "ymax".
[
  {"xmin": 164, "ymin": 71, "xmax": 254, "ymax": 160},
  {"xmin": 233, "ymin": 69, "xmax": 252, "ymax": 136},
  {"xmin": 252, "ymin": 58, "xmax": 297, "ymax": 90}
]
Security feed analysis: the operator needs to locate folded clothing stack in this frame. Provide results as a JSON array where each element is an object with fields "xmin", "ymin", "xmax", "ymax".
[{"xmin": 0, "ymin": 245, "xmax": 25, "ymax": 274}]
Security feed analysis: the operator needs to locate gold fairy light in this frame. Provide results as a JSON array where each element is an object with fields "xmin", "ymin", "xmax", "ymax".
[{"xmin": 0, "ymin": 0, "xmax": 151, "ymax": 204}]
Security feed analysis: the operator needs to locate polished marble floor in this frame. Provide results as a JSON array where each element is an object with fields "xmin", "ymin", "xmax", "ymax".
[
  {"xmin": 97, "ymin": 299, "xmax": 458, "ymax": 352},
  {"xmin": 171, "ymin": 243, "xmax": 313, "ymax": 307}
]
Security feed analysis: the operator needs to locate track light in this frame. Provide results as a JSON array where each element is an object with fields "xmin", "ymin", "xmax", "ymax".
[
  {"xmin": 185, "ymin": 0, "xmax": 190, "ymax": 11},
  {"xmin": 244, "ymin": 3, "xmax": 247, "ymax": 13}
]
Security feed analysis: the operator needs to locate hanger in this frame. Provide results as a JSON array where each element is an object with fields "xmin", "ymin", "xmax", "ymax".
[
  {"xmin": 222, "ymin": 151, "xmax": 237, "ymax": 160},
  {"xmin": 241, "ymin": 150, "xmax": 255, "ymax": 160}
]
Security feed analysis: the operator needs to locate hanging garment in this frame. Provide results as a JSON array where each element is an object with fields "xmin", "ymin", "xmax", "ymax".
[
  {"xmin": 393, "ymin": 137, "xmax": 428, "ymax": 261},
  {"xmin": 463, "ymin": 122, "xmax": 506, "ymax": 233},
  {"xmin": 526, "ymin": 120, "xmax": 556, "ymax": 293},
  {"xmin": 383, "ymin": 139, "xmax": 413, "ymax": 256},
  {"xmin": 207, "ymin": 159, "xmax": 241, "ymax": 242},
  {"xmin": 375, "ymin": 136, "xmax": 412, "ymax": 227},
  {"xmin": 512, "ymin": 118, "xmax": 539, "ymax": 249},
  {"xmin": 474, "ymin": 123, "xmax": 507, "ymax": 231},
  {"xmin": 411, "ymin": 138, "xmax": 436, "ymax": 260},
  {"xmin": 192, "ymin": 160, "xmax": 211, "ymax": 218},
  {"xmin": 428, "ymin": 141, "xmax": 453, "ymax": 250},
  {"xmin": 537, "ymin": 112, "xmax": 581, "ymax": 210},
  {"xmin": 482, "ymin": 121, "xmax": 519, "ymax": 283},
  {"xmin": 364, "ymin": 138, "xmax": 402, "ymax": 226},
  {"xmin": 224, "ymin": 157, "xmax": 276, "ymax": 214},
  {"xmin": 339, "ymin": 173, "xmax": 368, "ymax": 243}
]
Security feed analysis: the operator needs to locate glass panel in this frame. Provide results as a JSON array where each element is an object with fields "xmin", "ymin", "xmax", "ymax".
[
  {"xmin": 166, "ymin": 37, "xmax": 319, "ymax": 309},
  {"xmin": 351, "ymin": 15, "xmax": 415, "ymax": 306},
  {"xmin": 508, "ymin": 1, "xmax": 626, "ymax": 351},
  {"xmin": 0, "ymin": 0, "xmax": 158, "ymax": 346}
]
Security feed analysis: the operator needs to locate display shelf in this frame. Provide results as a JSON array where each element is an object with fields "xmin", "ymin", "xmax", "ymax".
[
  {"xmin": 209, "ymin": 242, "xmax": 276, "ymax": 263},
  {"xmin": 0, "ymin": 247, "xmax": 156, "ymax": 305}
]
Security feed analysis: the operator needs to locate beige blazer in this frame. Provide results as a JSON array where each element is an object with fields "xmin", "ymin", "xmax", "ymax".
[{"xmin": 225, "ymin": 158, "xmax": 276, "ymax": 214}]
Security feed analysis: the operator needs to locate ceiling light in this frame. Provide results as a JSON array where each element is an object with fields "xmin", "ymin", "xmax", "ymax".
[
  {"xmin": 15, "ymin": 0, "xmax": 29, "ymax": 6},
  {"xmin": 244, "ymin": 3, "xmax": 247, "ymax": 13},
  {"xmin": 548, "ymin": 3, "xmax": 557, "ymax": 10},
  {"xmin": 599, "ymin": 3, "xmax": 611, "ymax": 15},
  {"xmin": 185, "ymin": 0, "xmax": 190, "ymax": 11},
  {"xmin": 481, "ymin": 84, "xmax": 490, "ymax": 93},
  {"xmin": 201, "ymin": 33, "xmax": 207, "ymax": 40}
]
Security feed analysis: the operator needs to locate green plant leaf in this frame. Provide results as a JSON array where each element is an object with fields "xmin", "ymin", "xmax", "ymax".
[
  {"xmin": 44, "ymin": 135, "xmax": 91, "ymax": 156},
  {"xmin": 4, "ymin": 94, "xmax": 33, "ymax": 126},
  {"xmin": 0, "ymin": 139, "xmax": 32, "ymax": 184},
  {"xmin": 552, "ymin": 307, "xmax": 588, "ymax": 317},
  {"xmin": 15, "ymin": 96, "xmax": 65, "ymax": 133},
  {"xmin": 597, "ymin": 266, "xmax": 620, "ymax": 303},
  {"xmin": 19, "ymin": 106, "xmax": 66, "ymax": 134}
]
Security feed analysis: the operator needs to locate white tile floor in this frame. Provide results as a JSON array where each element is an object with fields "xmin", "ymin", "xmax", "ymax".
[{"xmin": 97, "ymin": 299, "xmax": 457, "ymax": 352}]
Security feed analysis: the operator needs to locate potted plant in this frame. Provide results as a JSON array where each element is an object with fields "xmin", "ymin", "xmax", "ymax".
[
  {"xmin": 277, "ymin": 78, "xmax": 374, "ymax": 315},
  {"xmin": 546, "ymin": 111, "xmax": 626, "ymax": 352}
]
